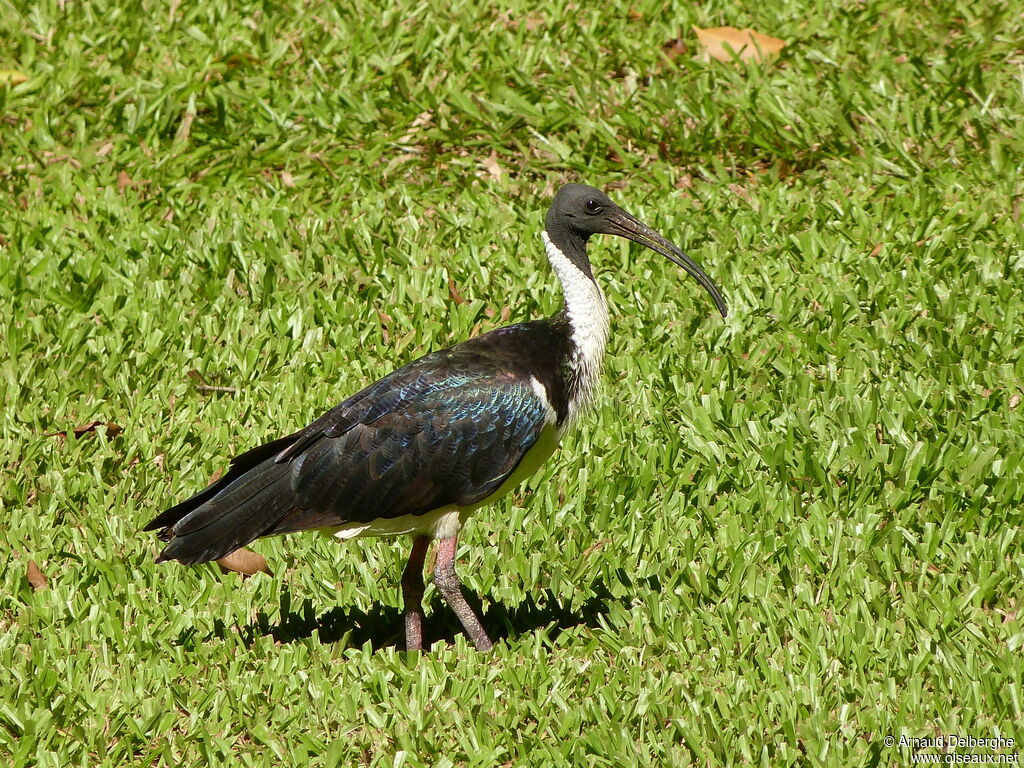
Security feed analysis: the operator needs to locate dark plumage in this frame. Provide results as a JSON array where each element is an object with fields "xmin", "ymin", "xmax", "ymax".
[
  {"xmin": 147, "ymin": 184, "xmax": 726, "ymax": 652},
  {"xmin": 146, "ymin": 320, "xmax": 570, "ymax": 564}
]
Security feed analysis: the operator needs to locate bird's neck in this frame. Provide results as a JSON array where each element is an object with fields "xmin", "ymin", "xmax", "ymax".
[{"xmin": 541, "ymin": 230, "xmax": 610, "ymax": 426}]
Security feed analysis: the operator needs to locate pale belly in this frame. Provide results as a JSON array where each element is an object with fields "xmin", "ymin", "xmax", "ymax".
[{"xmin": 323, "ymin": 423, "xmax": 561, "ymax": 541}]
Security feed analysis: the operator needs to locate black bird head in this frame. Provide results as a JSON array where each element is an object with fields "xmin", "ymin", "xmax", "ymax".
[{"xmin": 544, "ymin": 183, "xmax": 728, "ymax": 318}]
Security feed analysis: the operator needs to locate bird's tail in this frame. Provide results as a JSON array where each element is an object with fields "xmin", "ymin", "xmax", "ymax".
[{"xmin": 145, "ymin": 435, "xmax": 301, "ymax": 565}]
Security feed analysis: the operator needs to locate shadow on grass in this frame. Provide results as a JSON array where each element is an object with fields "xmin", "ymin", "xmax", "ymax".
[{"xmin": 221, "ymin": 573, "xmax": 658, "ymax": 651}]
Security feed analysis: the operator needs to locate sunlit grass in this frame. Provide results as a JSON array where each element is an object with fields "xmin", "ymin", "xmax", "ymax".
[{"xmin": 2, "ymin": 0, "xmax": 1022, "ymax": 765}]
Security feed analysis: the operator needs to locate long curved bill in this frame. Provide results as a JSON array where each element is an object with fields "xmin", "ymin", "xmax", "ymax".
[{"xmin": 606, "ymin": 210, "xmax": 728, "ymax": 318}]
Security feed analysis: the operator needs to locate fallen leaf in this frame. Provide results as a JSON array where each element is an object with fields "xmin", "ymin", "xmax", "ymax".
[
  {"xmin": 217, "ymin": 548, "xmax": 271, "ymax": 577},
  {"xmin": 377, "ymin": 308, "xmax": 392, "ymax": 344},
  {"xmin": 27, "ymin": 560, "xmax": 48, "ymax": 590},
  {"xmin": 0, "ymin": 70, "xmax": 29, "ymax": 85},
  {"xmin": 398, "ymin": 110, "xmax": 433, "ymax": 145},
  {"xmin": 662, "ymin": 37, "xmax": 687, "ymax": 61},
  {"xmin": 448, "ymin": 279, "xmax": 467, "ymax": 305},
  {"xmin": 116, "ymin": 170, "xmax": 151, "ymax": 194},
  {"xmin": 482, "ymin": 152, "xmax": 504, "ymax": 182},
  {"xmin": 693, "ymin": 26, "xmax": 785, "ymax": 63},
  {"xmin": 280, "ymin": 170, "xmax": 295, "ymax": 188},
  {"xmin": 44, "ymin": 421, "xmax": 123, "ymax": 438},
  {"xmin": 870, "ymin": 243, "xmax": 883, "ymax": 257},
  {"xmin": 728, "ymin": 182, "xmax": 750, "ymax": 200},
  {"xmin": 1010, "ymin": 393, "xmax": 1020, "ymax": 410},
  {"xmin": 84, "ymin": 421, "xmax": 122, "ymax": 437},
  {"xmin": 523, "ymin": 13, "xmax": 544, "ymax": 32},
  {"xmin": 219, "ymin": 52, "xmax": 259, "ymax": 70}
]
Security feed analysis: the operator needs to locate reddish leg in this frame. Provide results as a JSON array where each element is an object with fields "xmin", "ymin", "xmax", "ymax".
[
  {"xmin": 402, "ymin": 536, "xmax": 430, "ymax": 651},
  {"xmin": 433, "ymin": 534, "xmax": 494, "ymax": 652}
]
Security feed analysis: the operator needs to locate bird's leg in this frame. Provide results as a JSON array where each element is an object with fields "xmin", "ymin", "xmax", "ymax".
[
  {"xmin": 433, "ymin": 534, "xmax": 494, "ymax": 652},
  {"xmin": 401, "ymin": 536, "xmax": 431, "ymax": 651}
]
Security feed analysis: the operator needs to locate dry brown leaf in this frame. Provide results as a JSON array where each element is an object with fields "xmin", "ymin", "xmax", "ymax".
[
  {"xmin": 377, "ymin": 308, "xmax": 392, "ymax": 344},
  {"xmin": 1010, "ymin": 393, "xmax": 1021, "ymax": 410},
  {"xmin": 89, "ymin": 421, "xmax": 122, "ymax": 437},
  {"xmin": 280, "ymin": 170, "xmax": 295, "ymax": 188},
  {"xmin": 693, "ymin": 26, "xmax": 785, "ymax": 63},
  {"xmin": 448, "ymin": 278, "xmax": 467, "ymax": 305},
  {"xmin": 44, "ymin": 420, "xmax": 123, "ymax": 438},
  {"xmin": 728, "ymin": 182, "xmax": 750, "ymax": 200},
  {"xmin": 523, "ymin": 13, "xmax": 544, "ymax": 32},
  {"xmin": 398, "ymin": 110, "xmax": 433, "ymax": 145},
  {"xmin": 217, "ymin": 548, "xmax": 271, "ymax": 577},
  {"xmin": 662, "ymin": 38, "xmax": 687, "ymax": 61},
  {"xmin": 116, "ymin": 170, "xmax": 150, "ymax": 194},
  {"xmin": 0, "ymin": 70, "xmax": 28, "ymax": 85},
  {"xmin": 27, "ymin": 560, "xmax": 48, "ymax": 590},
  {"xmin": 481, "ymin": 152, "xmax": 504, "ymax": 182}
]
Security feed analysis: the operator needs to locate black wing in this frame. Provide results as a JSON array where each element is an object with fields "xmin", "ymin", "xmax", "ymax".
[
  {"xmin": 146, "ymin": 326, "xmax": 557, "ymax": 564},
  {"xmin": 283, "ymin": 375, "xmax": 549, "ymax": 526}
]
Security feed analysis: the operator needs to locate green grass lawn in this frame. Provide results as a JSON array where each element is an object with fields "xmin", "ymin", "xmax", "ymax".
[{"xmin": 2, "ymin": 0, "xmax": 1023, "ymax": 765}]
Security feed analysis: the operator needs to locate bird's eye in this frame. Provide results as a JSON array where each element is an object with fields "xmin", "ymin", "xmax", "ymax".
[{"xmin": 584, "ymin": 199, "xmax": 603, "ymax": 214}]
